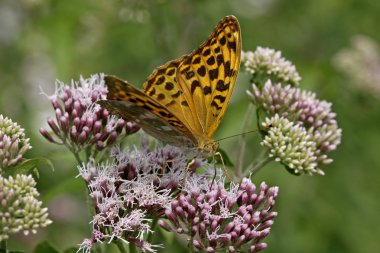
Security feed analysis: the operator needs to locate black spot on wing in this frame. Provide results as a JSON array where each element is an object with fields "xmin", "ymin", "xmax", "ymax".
[
  {"xmin": 197, "ymin": 66, "xmax": 206, "ymax": 77},
  {"xmin": 219, "ymin": 36, "xmax": 226, "ymax": 45},
  {"xmin": 166, "ymin": 68, "xmax": 175, "ymax": 76},
  {"xmin": 203, "ymin": 48, "xmax": 211, "ymax": 56},
  {"xmin": 156, "ymin": 76, "xmax": 165, "ymax": 85},
  {"xmin": 203, "ymin": 86, "xmax": 211, "ymax": 95},
  {"xmin": 224, "ymin": 61, "xmax": 231, "ymax": 77},
  {"xmin": 165, "ymin": 100, "xmax": 176, "ymax": 107},
  {"xmin": 213, "ymin": 95, "xmax": 226, "ymax": 103},
  {"xmin": 165, "ymin": 82, "xmax": 174, "ymax": 90},
  {"xmin": 227, "ymin": 41, "xmax": 237, "ymax": 51},
  {"xmin": 185, "ymin": 71, "xmax": 195, "ymax": 80},
  {"xmin": 216, "ymin": 54, "xmax": 224, "ymax": 66},
  {"xmin": 216, "ymin": 80, "xmax": 230, "ymax": 92},
  {"xmin": 211, "ymin": 101, "xmax": 222, "ymax": 110},
  {"xmin": 207, "ymin": 56, "xmax": 215, "ymax": 65},
  {"xmin": 157, "ymin": 93, "xmax": 165, "ymax": 101},
  {"xmin": 209, "ymin": 68, "xmax": 219, "ymax": 81},
  {"xmin": 171, "ymin": 91, "xmax": 181, "ymax": 98},
  {"xmin": 148, "ymin": 88, "xmax": 156, "ymax": 96},
  {"xmin": 192, "ymin": 57, "xmax": 201, "ymax": 64},
  {"xmin": 191, "ymin": 80, "xmax": 201, "ymax": 94}
]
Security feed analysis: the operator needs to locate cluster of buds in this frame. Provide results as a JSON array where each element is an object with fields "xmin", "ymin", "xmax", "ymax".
[
  {"xmin": 248, "ymin": 81, "xmax": 342, "ymax": 175},
  {"xmin": 78, "ymin": 143, "xmax": 202, "ymax": 252},
  {"xmin": 261, "ymin": 115, "xmax": 320, "ymax": 174},
  {"xmin": 0, "ymin": 174, "xmax": 52, "ymax": 241},
  {"xmin": 39, "ymin": 74, "xmax": 140, "ymax": 153},
  {"xmin": 0, "ymin": 114, "xmax": 31, "ymax": 170},
  {"xmin": 159, "ymin": 177, "xmax": 278, "ymax": 253},
  {"xmin": 242, "ymin": 48, "xmax": 342, "ymax": 175},
  {"xmin": 242, "ymin": 47, "xmax": 301, "ymax": 86}
]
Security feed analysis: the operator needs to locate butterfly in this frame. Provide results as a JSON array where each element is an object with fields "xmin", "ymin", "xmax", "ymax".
[{"xmin": 99, "ymin": 15, "xmax": 241, "ymax": 158}]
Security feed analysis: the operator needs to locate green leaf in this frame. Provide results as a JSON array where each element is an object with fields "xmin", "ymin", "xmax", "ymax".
[
  {"xmin": 4, "ymin": 157, "xmax": 54, "ymax": 178},
  {"xmin": 9, "ymin": 251, "xmax": 26, "ymax": 253},
  {"xmin": 33, "ymin": 241, "xmax": 60, "ymax": 253}
]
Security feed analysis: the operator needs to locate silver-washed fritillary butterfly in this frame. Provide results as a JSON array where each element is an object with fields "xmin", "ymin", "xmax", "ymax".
[{"xmin": 99, "ymin": 15, "xmax": 241, "ymax": 157}]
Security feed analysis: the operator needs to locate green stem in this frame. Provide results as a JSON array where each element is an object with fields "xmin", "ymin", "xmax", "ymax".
[
  {"xmin": 235, "ymin": 103, "xmax": 255, "ymax": 178},
  {"xmin": 189, "ymin": 235, "xmax": 195, "ymax": 253},
  {"xmin": 255, "ymin": 106, "xmax": 261, "ymax": 132},
  {"xmin": 244, "ymin": 149, "xmax": 272, "ymax": 177},
  {"xmin": 147, "ymin": 217, "xmax": 158, "ymax": 243},
  {"xmin": 0, "ymin": 240, "xmax": 7, "ymax": 253},
  {"xmin": 71, "ymin": 149, "xmax": 83, "ymax": 165},
  {"xmin": 85, "ymin": 146, "xmax": 93, "ymax": 162},
  {"xmin": 62, "ymin": 139, "xmax": 83, "ymax": 165},
  {"xmin": 252, "ymin": 156, "xmax": 272, "ymax": 174},
  {"xmin": 94, "ymin": 147, "xmax": 108, "ymax": 163}
]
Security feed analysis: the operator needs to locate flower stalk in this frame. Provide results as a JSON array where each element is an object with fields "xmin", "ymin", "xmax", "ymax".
[
  {"xmin": 246, "ymin": 149, "xmax": 272, "ymax": 176},
  {"xmin": 236, "ymin": 103, "xmax": 255, "ymax": 178}
]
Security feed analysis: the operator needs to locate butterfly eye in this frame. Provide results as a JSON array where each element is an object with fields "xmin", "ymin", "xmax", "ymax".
[{"xmin": 204, "ymin": 142, "xmax": 218, "ymax": 153}]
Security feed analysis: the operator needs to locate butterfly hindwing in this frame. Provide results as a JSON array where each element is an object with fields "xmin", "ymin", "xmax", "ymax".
[{"xmin": 101, "ymin": 76, "xmax": 197, "ymax": 147}]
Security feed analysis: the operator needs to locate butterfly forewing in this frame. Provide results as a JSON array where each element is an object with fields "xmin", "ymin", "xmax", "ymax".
[
  {"xmin": 142, "ymin": 16, "xmax": 241, "ymax": 141},
  {"xmin": 177, "ymin": 16, "xmax": 241, "ymax": 138}
]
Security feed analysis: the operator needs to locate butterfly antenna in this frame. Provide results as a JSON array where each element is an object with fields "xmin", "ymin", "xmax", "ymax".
[{"xmin": 215, "ymin": 129, "xmax": 260, "ymax": 143}]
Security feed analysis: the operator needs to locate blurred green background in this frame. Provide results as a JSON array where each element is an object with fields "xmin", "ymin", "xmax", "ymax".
[{"xmin": 1, "ymin": 0, "xmax": 379, "ymax": 252}]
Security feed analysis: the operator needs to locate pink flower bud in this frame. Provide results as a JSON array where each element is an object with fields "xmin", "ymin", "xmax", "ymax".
[
  {"xmin": 59, "ymin": 116, "xmax": 69, "ymax": 134},
  {"xmin": 193, "ymin": 240, "xmax": 204, "ymax": 250},
  {"xmin": 158, "ymin": 220, "xmax": 171, "ymax": 232},
  {"xmin": 39, "ymin": 128, "xmax": 56, "ymax": 143}
]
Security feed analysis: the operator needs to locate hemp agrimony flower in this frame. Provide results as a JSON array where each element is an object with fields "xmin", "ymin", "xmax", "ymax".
[
  {"xmin": 39, "ymin": 74, "xmax": 140, "ymax": 156},
  {"xmin": 242, "ymin": 47, "xmax": 301, "ymax": 86},
  {"xmin": 77, "ymin": 143, "xmax": 201, "ymax": 252},
  {"xmin": 77, "ymin": 140, "xmax": 275, "ymax": 253},
  {"xmin": 0, "ymin": 114, "xmax": 31, "ymax": 170},
  {"xmin": 0, "ymin": 174, "xmax": 52, "ymax": 241},
  {"xmin": 159, "ymin": 177, "xmax": 278, "ymax": 253}
]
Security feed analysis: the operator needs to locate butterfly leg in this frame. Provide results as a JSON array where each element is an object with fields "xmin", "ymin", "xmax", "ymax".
[
  {"xmin": 181, "ymin": 159, "xmax": 195, "ymax": 189},
  {"xmin": 213, "ymin": 152, "xmax": 233, "ymax": 183},
  {"xmin": 181, "ymin": 158, "xmax": 203, "ymax": 189}
]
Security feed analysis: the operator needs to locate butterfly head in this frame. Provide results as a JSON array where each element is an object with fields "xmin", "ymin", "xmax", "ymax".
[{"xmin": 198, "ymin": 140, "xmax": 219, "ymax": 158}]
